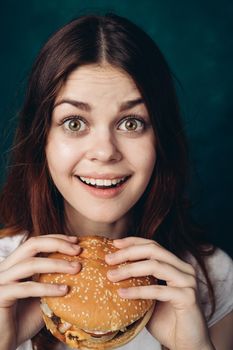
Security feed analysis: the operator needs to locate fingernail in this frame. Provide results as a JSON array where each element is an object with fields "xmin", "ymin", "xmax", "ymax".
[
  {"xmin": 70, "ymin": 261, "xmax": 80, "ymax": 268},
  {"xmin": 72, "ymin": 244, "xmax": 81, "ymax": 251},
  {"xmin": 106, "ymin": 253, "xmax": 115, "ymax": 261},
  {"xmin": 118, "ymin": 288, "xmax": 128, "ymax": 297},
  {"xmin": 108, "ymin": 269, "xmax": 118, "ymax": 277},
  {"xmin": 113, "ymin": 239, "xmax": 122, "ymax": 246},
  {"xmin": 58, "ymin": 284, "xmax": 68, "ymax": 291},
  {"xmin": 67, "ymin": 236, "xmax": 78, "ymax": 241}
]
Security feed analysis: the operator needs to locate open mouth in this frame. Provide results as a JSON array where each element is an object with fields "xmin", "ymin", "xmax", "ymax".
[{"xmin": 76, "ymin": 176, "xmax": 130, "ymax": 189}]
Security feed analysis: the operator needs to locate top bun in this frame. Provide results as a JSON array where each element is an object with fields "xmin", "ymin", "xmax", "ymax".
[{"xmin": 39, "ymin": 235, "xmax": 154, "ymax": 332}]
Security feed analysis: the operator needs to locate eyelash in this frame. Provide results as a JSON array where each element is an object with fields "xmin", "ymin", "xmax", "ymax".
[{"xmin": 59, "ymin": 114, "xmax": 148, "ymax": 134}]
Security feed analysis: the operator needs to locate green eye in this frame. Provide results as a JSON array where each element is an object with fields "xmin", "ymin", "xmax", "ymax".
[
  {"xmin": 68, "ymin": 119, "xmax": 81, "ymax": 131},
  {"xmin": 125, "ymin": 119, "xmax": 138, "ymax": 130},
  {"xmin": 63, "ymin": 117, "xmax": 86, "ymax": 132},
  {"xmin": 118, "ymin": 117, "xmax": 144, "ymax": 132}
]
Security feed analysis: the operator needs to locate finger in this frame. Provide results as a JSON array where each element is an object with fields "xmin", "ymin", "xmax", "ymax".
[
  {"xmin": 0, "ymin": 236, "xmax": 81, "ymax": 271},
  {"xmin": 0, "ymin": 257, "xmax": 81, "ymax": 284},
  {"xmin": 0, "ymin": 282, "xmax": 69, "ymax": 307},
  {"xmin": 41, "ymin": 234, "xmax": 78, "ymax": 242},
  {"xmin": 106, "ymin": 241, "xmax": 194, "ymax": 276},
  {"xmin": 113, "ymin": 236, "xmax": 161, "ymax": 248},
  {"xmin": 117, "ymin": 285, "xmax": 197, "ymax": 310},
  {"xmin": 107, "ymin": 260, "xmax": 196, "ymax": 288}
]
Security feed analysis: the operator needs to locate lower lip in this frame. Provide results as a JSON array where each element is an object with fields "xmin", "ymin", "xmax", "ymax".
[{"xmin": 76, "ymin": 177, "xmax": 130, "ymax": 199}]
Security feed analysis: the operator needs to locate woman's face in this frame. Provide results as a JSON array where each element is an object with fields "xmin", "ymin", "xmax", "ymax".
[{"xmin": 46, "ymin": 64, "xmax": 156, "ymax": 233}]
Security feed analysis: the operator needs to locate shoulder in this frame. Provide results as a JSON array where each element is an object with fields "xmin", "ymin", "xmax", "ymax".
[
  {"xmin": 0, "ymin": 232, "xmax": 28, "ymax": 261},
  {"xmin": 186, "ymin": 248, "xmax": 233, "ymax": 327}
]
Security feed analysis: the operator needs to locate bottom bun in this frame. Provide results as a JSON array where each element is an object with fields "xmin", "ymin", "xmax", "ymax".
[{"xmin": 43, "ymin": 302, "xmax": 155, "ymax": 349}]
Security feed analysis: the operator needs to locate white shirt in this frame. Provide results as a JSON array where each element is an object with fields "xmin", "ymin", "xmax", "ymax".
[{"xmin": 0, "ymin": 233, "xmax": 232, "ymax": 350}]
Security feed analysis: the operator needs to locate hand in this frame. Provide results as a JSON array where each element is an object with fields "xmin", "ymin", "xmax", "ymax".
[
  {"xmin": 105, "ymin": 236, "xmax": 214, "ymax": 350},
  {"xmin": 0, "ymin": 234, "xmax": 81, "ymax": 349}
]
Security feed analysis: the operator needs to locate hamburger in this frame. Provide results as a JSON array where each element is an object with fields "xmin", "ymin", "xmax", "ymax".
[{"xmin": 39, "ymin": 236, "xmax": 155, "ymax": 349}]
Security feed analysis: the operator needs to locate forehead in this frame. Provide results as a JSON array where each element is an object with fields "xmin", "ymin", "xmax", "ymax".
[{"xmin": 56, "ymin": 64, "xmax": 141, "ymax": 102}]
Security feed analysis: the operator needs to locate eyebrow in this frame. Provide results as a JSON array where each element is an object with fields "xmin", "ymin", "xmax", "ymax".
[{"xmin": 53, "ymin": 97, "xmax": 145, "ymax": 112}]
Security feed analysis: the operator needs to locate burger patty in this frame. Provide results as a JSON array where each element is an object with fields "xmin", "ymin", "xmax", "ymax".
[
  {"xmin": 47, "ymin": 309, "xmax": 141, "ymax": 343},
  {"xmin": 48, "ymin": 311, "xmax": 118, "ymax": 340},
  {"xmin": 51, "ymin": 314, "xmax": 61, "ymax": 326}
]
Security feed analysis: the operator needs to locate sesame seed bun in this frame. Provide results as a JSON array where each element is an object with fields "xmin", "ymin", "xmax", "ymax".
[{"xmin": 39, "ymin": 235, "xmax": 155, "ymax": 349}]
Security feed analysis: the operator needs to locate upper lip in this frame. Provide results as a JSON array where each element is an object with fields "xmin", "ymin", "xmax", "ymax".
[{"xmin": 75, "ymin": 173, "xmax": 131, "ymax": 180}]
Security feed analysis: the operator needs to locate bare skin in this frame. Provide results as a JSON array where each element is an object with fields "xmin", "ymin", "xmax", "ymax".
[
  {"xmin": 1, "ymin": 64, "xmax": 232, "ymax": 349},
  {"xmin": 105, "ymin": 237, "xmax": 216, "ymax": 350},
  {"xmin": 0, "ymin": 235, "xmax": 81, "ymax": 349}
]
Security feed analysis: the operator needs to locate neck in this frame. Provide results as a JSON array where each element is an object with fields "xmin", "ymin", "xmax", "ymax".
[{"xmin": 64, "ymin": 205, "xmax": 131, "ymax": 240}]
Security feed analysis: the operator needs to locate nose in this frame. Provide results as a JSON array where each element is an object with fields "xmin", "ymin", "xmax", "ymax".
[{"xmin": 86, "ymin": 129, "xmax": 122, "ymax": 163}]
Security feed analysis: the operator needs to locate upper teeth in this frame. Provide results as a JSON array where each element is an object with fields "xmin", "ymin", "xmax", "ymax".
[{"xmin": 79, "ymin": 176, "xmax": 126, "ymax": 186}]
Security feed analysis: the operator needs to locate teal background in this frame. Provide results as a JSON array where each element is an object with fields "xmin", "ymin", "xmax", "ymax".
[{"xmin": 0, "ymin": 0, "xmax": 232, "ymax": 256}]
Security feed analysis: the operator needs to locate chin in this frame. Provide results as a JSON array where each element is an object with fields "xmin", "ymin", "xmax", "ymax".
[
  {"xmin": 85, "ymin": 206, "xmax": 130, "ymax": 222},
  {"xmin": 39, "ymin": 235, "xmax": 155, "ymax": 349}
]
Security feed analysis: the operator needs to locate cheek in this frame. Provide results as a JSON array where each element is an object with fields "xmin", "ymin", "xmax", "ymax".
[
  {"xmin": 46, "ymin": 136, "xmax": 81, "ymax": 175},
  {"xmin": 138, "ymin": 151, "xmax": 156, "ymax": 185},
  {"xmin": 140, "ymin": 145, "xmax": 156, "ymax": 168},
  {"xmin": 127, "ymin": 138, "xmax": 156, "ymax": 174}
]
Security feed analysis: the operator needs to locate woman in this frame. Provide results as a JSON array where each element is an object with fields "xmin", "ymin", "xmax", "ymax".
[{"xmin": 0, "ymin": 12, "xmax": 232, "ymax": 350}]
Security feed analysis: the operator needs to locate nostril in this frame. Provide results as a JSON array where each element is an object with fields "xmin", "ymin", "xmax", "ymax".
[{"xmin": 85, "ymin": 138, "xmax": 122, "ymax": 162}]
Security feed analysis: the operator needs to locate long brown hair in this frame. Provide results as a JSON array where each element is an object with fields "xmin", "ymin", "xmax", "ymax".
[{"xmin": 0, "ymin": 12, "xmax": 215, "ymax": 350}]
